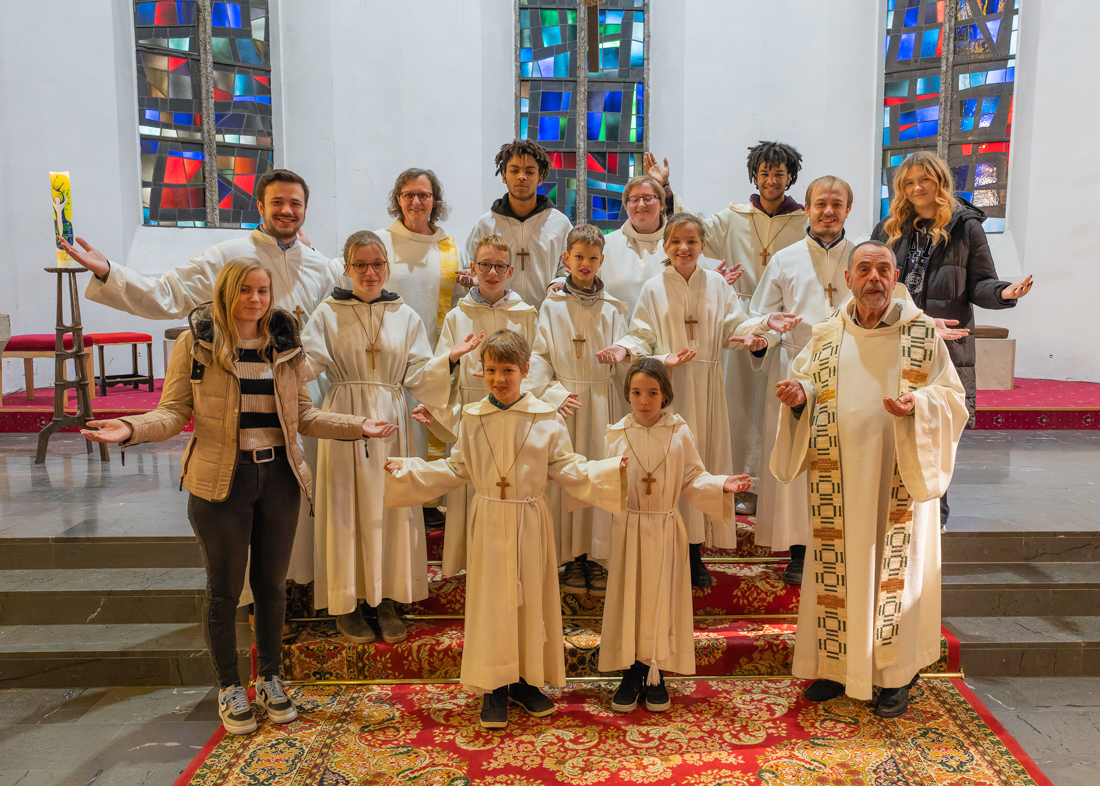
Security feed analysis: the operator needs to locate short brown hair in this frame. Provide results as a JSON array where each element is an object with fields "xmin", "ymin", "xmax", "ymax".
[
  {"xmin": 804, "ymin": 175, "xmax": 854, "ymax": 209},
  {"xmin": 255, "ymin": 169, "xmax": 309, "ymax": 205},
  {"xmin": 474, "ymin": 234, "xmax": 512, "ymax": 264},
  {"xmin": 387, "ymin": 168, "xmax": 451, "ymax": 227},
  {"xmin": 566, "ymin": 224, "xmax": 605, "ymax": 252},
  {"xmin": 624, "ymin": 357, "xmax": 674, "ymax": 409},
  {"xmin": 481, "ymin": 329, "xmax": 531, "ymax": 369},
  {"xmin": 622, "ymin": 175, "xmax": 667, "ymax": 220},
  {"xmin": 494, "ymin": 140, "xmax": 552, "ymax": 181}
]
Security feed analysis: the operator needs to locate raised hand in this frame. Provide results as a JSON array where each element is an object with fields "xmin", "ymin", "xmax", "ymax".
[
  {"xmin": 596, "ymin": 345, "xmax": 629, "ymax": 365},
  {"xmin": 410, "ymin": 406, "xmax": 434, "ymax": 426},
  {"xmin": 456, "ymin": 269, "xmax": 478, "ymax": 289},
  {"xmin": 1001, "ymin": 275, "xmax": 1033, "ymax": 300},
  {"xmin": 59, "ymin": 237, "xmax": 110, "ymax": 278},
  {"xmin": 775, "ymin": 380, "xmax": 807, "ymax": 407},
  {"xmin": 547, "ymin": 281, "xmax": 565, "ymax": 293},
  {"xmin": 716, "ymin": 260, "xmax": 743, "ymax": 286},
  {"xmin": 883, "ymin": 392, "xmax": 915, "ymax": 417},
  {"xmin": 449, "ymin": 331, "xmax": 485, "ymax": 362},
  {"xmin": 643, "ymin": 152, "xmax": 669, "ymax": 185},
  {"xmin": 80, "ymin": 419, "xmax": 132, "ymax": 443},
  {"xmin": 558, "ymin": 392, "xmax": 582, "ymax": 419},
  {"xmin": 934, "ymin": 318, "xmax": 970, "ymax": 342},
  {"xmin": 729, "ymin": 335, "xmax": 767, "ymax": 352},
  {"xmin": 363, "ymin": 419, "xmax": 398, "ymax": 438},
  {"xmin": 723, "ymin": 474, "xmax": 752, "ymax": 494},
  {"xmin": 766, "ymin": 312, "xmax": 802, "ymax": 333},
  {"xmin": 664, "ymin": 348, "xmax": 697, "ymax": 367}
]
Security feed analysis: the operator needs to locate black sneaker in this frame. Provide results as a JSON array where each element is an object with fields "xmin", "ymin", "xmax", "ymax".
[
  {"xmin": 585, "ymin": 560, "xmax": 608, "ymax": 597},
  {"xmin": 508, "ymin": 678, "xmax": 556, "ymax": 718},
  {"xmin": 611, "ymin": 663, "xmax": 644, "ymax": 713},
  {"xmin": 480, "ymin": 686, "xmax": 509, "ymax": 729},
  {"xmin": 805, "ymin": 679, "xmax": 846, "ymax": 702},
  {"xmin": 688, "ymin": 543, "xmax": 713, "ymax": 589},
  {"xmin": 783, "ymin": 558, "xmax": 804, "ymax": 586},
  {"xmin": 561, "ymin": 557, "xmax": 588, "ymax": 595},
  {"xmin": 874, "ymin": 674, "xmax": 919, "ymax": 718},
  {"xmin": 643, "ymin": 667, "xmax": 671, "ymax": 712}
]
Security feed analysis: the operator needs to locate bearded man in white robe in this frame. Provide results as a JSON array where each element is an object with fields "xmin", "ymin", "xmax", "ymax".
[{"xmin": 772, "ymin": 240, "xmax": 967, "ymax": 718}]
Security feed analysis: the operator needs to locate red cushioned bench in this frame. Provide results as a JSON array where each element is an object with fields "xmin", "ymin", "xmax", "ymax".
[
  {"xmin": 85, "ymin": 332, "xmax": 155, "ymax": 398},
  {"xmin": 2, "ymin": 334, "xmax": 96, "ymax": 406}
]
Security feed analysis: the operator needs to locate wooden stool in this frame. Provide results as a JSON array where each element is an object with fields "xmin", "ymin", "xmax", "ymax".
[
  {"xmin": 2, "ymin": 333, "xmax": 96, "ymax": 407},
  {"xmin": 163, "ymin": 326, "xmax": 188, "ymax": 373},
  {"xmin": 86, "ymin": 332, "xmax": 154, "ymax": 397}
]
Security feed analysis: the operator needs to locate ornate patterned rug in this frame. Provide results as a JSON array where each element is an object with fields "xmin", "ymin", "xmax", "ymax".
[{"xmin": 174, "ymin": 677, "xmax": 1052, "ymax": 786}]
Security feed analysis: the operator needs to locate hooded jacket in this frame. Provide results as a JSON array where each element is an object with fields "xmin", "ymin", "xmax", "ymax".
[
  {"xmin": 119, "ymin": 305, "xmax": 364, "ymax": 502},
  {"xmin": 872, "ymin": 198, "xmax": 1015, "ymax": 371}
]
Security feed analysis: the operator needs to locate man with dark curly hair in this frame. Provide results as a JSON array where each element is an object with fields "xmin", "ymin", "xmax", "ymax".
[
  {"xmin": 644, "ymin": 142, "xmax": 809, "ymax": 513},
  {"xmin": 461, "ymin": 140, "xmax": 571, "ymax": 308}
]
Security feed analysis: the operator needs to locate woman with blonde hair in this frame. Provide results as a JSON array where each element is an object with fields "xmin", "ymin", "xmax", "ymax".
[
  {"xmin": 872, "ymin": 151, "xmax": 1032, "ymax": 524},
  {"xmin": 600, "ymin": 174, "xmax": 670, "ymax": 318},
  {"xmin": 82, "ymin": 259, "xmax": 396, "ymax": 736}
]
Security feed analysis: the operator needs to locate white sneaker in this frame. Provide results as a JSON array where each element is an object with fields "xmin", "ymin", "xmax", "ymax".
[
  {"xmin": 256, "ymin": 675, "xmax": 298, "ymax": 724},
  {"xmin": 218, "ymin": 685, "xmax": 257, "ymax": 735}
]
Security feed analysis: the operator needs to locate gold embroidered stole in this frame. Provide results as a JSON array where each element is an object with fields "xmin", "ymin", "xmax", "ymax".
[
  {"xmin": 428, "ymin": 237, "xmax": 461, "ymax": 461},
  {"xmin": 807, "ymin": 311, "xmax": 937, "ymax": 679}
]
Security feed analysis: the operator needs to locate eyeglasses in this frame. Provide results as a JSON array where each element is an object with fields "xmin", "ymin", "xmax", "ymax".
[
  {"xmin": 349, "ymin": 262, "xmax": 387, "ymax": 273},
  {"xmin": 476, "ymin": 261, "xmax": 511, "ymax": 274},
  {"xmin": 398, "ymin": 192, "xmax": 433, "ymax": 203},
  {"xmin": 626, "ymin": 194, "xmax": 660, "ymax": 206}
]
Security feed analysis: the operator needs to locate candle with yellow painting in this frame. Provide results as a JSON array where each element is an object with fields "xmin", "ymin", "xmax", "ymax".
[{"xmin": 50, "ymin": 172, "xmax": 75, "ymax": 264}]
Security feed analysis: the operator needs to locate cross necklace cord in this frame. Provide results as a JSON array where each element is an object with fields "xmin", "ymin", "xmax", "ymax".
[
  {"xmin": 811, "ymin": 238, "xmax": 846, "ymax": 309},
  {"xmin": 749, "ymin": 212, "xmax": 801, "ymax": 267},
  {"xmin": 479, "ymin": 413, "xmax": 537, "ymax": 499},
  {"xmin": 292, "ymin": 305, "xmax": 306, "ymax": 328},
  {"xmin": 353, "ymin": 302, "xmax": 387, "ymax": 370},
  {"xmin": 623, "ymin": 422, "xmax": 673, "ymax": 497}
]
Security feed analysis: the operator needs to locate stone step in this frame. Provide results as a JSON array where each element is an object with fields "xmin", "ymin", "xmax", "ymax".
[
  {"xmin": 943, "ymin": 616, "xmax": 1100, "ymax": 677},
  {"xmin": 0, "ymin": 536, "xmax": 203, "ymax": 570},
  {"xmin": 941, "ymin": 532, "xmax": 1100, "ymax": 564},
  {"xmin": 0, "ymin": 622, "xmax": 251, "ymax": 688},
  {"xmin": 942, "ymin": 562, "xmax": 1100, "ymax": 617}
]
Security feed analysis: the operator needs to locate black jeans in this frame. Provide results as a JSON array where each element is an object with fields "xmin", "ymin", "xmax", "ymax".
[{"xmin": 188, "ymin": 456, "xmax": 300, "ymax": 688}]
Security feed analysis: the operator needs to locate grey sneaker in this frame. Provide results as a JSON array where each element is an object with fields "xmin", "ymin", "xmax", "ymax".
[
  {"xmin": 218, "ymin": 685, "xmax": 257, "ymax": 735},
  {"xmin": 255, "ymin": 675, "xmax": 298, "ymax": 724},
  {"xmin": 561, "ymin": 558, "xmax": 588, "ymax": 595},
  {"xmin": 336, "ymin": 608, "xmax": 376, "ymax": 643},
  {"xmin": 585, "ymin": 560, "xmax": 608, "ymax": 596},
  {"xmin": 376, "ymin": 599, "xmax": 408, "ymax": 644}
]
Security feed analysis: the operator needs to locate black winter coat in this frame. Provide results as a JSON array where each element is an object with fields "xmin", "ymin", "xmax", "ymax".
[{"xmin": 871, "ymin": 199, "xmax": 1015, "ymax": 371}]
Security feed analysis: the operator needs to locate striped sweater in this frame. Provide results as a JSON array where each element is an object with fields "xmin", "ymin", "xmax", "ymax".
[{"xmin": 234, "ymin": 336, "xmax": 284, "ymax": 450}]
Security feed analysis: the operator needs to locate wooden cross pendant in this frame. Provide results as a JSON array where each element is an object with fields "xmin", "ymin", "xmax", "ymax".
[
  {"xmin": 516, "ymin": 247, "xmax": 530, "ymax": 271},
  {"xmin": 292, "ymin": 305, "xmax": 306, "ymax": 328},
  {"xmin": 572, "ymin": 335, "xmax": 586, "ymax": 359},
  {"xmin": 642, "ymin": 472, "xmax": 657, "ymax": 495},
  {"xmin": 496, "ymin": 475, "xmax": 510, "ymax": 499},
  {"xmin": 759, "ymin": 248, "xmax": 770, "ymax": 266},
  {"xmin": 824, "ymin": 282, "xmax": 838, "ymax": 308},
  {"xmin": 684, "ymin": 316, "xmax": 698, "ymax": 341},
  {"xmin": 366, "ymin": 344, "xmax": 377, "ymax": 370}
]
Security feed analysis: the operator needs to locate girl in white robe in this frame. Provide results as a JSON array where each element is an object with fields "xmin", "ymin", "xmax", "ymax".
[
  {"xmin": 611, "ymin": 214, "xmax": 768, "ymax": 587},
  {"xmin": 601, "ymin": 358, "xmax": 749, "ymax": 713},
  {"xmin": 301, "ymin": 231, "xmax": 479, "ymax": 645}
]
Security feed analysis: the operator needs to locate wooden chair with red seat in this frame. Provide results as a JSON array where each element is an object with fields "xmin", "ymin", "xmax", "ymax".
[
  {"xmin": 84, "ymin": 332, "xmax": 155, "ymax": 397},
  {"xmin": 1, "ymin": 334, "xmax": 96, "ymax": 407}
]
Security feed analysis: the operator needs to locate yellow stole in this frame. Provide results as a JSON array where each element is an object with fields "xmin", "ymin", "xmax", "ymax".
[
  {"xmin": 428, "ymin": 236, "xmax": 462, "ymax": 461},
  {"xmin": 806, "ymin": 310, "xmax": 937, "ymax": 680}
]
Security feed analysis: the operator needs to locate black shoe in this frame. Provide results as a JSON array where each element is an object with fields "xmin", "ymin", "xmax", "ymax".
[
  {"xmin": 480, "ymin": 686, "xmax": 509, "ymax": 728},
  {"xmin": 874, "ymin": 674, "xmax": 919, "ymax": 718},
  {"xmin": 643, "ymin": 666, "xmax": 671, "ymax": 712},
  {"xmin": 805, "ymin": 679, "xmax": 845, "ymax": 702},
  {"xmin": 561, "ymin": 557, "xmax": 588, "ymax": 595},
  {"xmin": 585, "ymin": 559, "xmax": 608, "ymax": 597},
  {"xmin": 508, "ymin": 678, "xmax": 556, "ymax": 718},
  {"xmin": 783, "ymin": 558, "xmax": 804, "ymax": 586},
  {"xmin": 688, "ymin": 543, "xmax": 713, "ymax": 589},
  {"xmin": 611, "ymin": 663, "xmax": 644, "ymax": 713},
  {"xmin": 423, "ymin": 506, "xmax": 446, "ymax": 531}
]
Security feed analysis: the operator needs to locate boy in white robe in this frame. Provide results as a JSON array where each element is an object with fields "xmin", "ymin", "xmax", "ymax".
[
  {"xmin": 601, "ymin": 358, "xmax": 749, "ymax": 713},
  {"xmin": 461, "ymin": 140, "xmax": 570, "ymax": 309},
  {"xmin": 531, "ymin": 225, "xmax": 629, "ymax": 596},
  {"xmin": 385, "ymin": 330, "xmax": 627, "ymax": 729}
]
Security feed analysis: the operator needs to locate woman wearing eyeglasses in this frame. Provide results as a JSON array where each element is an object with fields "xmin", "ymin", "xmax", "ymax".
[
  {"xmin": 301, "ymin": 231, "xmax": 482, "ymax": 645},
  {"xmin": 600, "ymin": 175, "xmax": 671, "ymax": 319}
]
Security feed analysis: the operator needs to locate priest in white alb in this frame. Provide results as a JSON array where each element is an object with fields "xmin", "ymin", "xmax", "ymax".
[{"xmin": 771, "ymin": 240, "xmax": 967, "ymax": 718}]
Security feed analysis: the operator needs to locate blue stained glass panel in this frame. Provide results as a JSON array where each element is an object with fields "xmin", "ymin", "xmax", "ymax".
[
  {"xmin": 543, "ymin": 26, "xmax": 562, "ymax": 46},
  {"xmin": 604, "ymin": 91, "xmax": 622, "ymax": 112},
  {"xmin": 960, "ymin": 117, "xmax": 975, "ymax": 131},
  {"xmin": 917, "ymin": 120, "xmax": 938, "ymax": 137},
  {"xmin": 987, "ymin": 19, "xmax": 1001, "ymax": 43},
  {"xmin": 898, "ymin": 33, "xmax": 915, "ymax": 60},
  {"xmin": 904, "ymin": 7, "xmax": 918, "ymax": 26},
  {"xmin": 538, "ymin": 116, "xmax": 561, "ymax": 141},
  {"xmin": 978, "ymin": 113, "xmax": 995, "ymax": 128},
  {"xmin": 921, "ymin": 28, "xmax": 939, "ymax": 56},
  {"xmin": 981, "ymin": 95, "xmax": 1000, "ymax": 114},
  {"xmin": 541, "ymin": 91, "xmax": 563, "ymax": 112},
  {"xmin": 916, "ymin": 105, "xmax": 939, "ymax": 122}
]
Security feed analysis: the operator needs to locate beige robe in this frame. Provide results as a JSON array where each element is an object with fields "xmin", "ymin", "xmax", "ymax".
[
  {"xmin": 531, "ymin": 288, "xmax": 629, "ymax": 562},
  {"xmin": 600, "ymin": 220, "xmax": 667, "ymax": 318},
  {"xmin": 599, "ymin": 413, "xmax": 732, "ymax": 677},
  {"xmin": 771, "ymin": 299, "xmax": 967, "ymax": 700},
  {"xmin": 674, "ymin": 196, "xmax": 808, "ymax": 478},
  {"xmin": 463, "ymin": 207, "xmax": 571, "ymax": 309},
  {"xmin": 744, "ymin": 236, "xmax": 855, "ymax": 551},
  {"xmin": 301, "ymin": 295, "xmax": 452, "ymax": 614},
  {"xmin": 616, "ymin": 265, "xmax": 766, "ymax": 547},
  {"xmin": 385, "ymin": 394, "xmax": 627, "ymax": 694}
]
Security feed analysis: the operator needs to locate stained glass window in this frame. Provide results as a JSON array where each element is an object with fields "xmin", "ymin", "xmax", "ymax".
[
  {"xmin": 881, "ymin": 0, "xmax": 1019, "ymax": 232},
  {"xmin": 517, "ymin": 0, "xmax": 647, "ymax": 230},
  {"xmin": 134, "ymin": 1, "xmax": 274, "ymax": 228}
]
